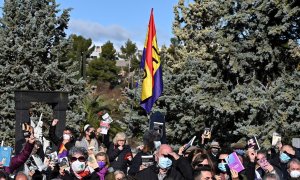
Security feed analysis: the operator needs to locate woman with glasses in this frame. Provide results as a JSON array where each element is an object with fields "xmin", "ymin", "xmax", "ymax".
[
  {"xmin": 107, "ymin": 132, "xmax": 133, "ymax": 174},
  {"xmin": 59, "ymin": 146, "xmax": 100, "ymax": 180}
]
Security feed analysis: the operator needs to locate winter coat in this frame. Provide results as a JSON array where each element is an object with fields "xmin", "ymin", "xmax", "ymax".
[
  {"xmin": 135, "ymin": 156, "xmax": 193, "ymax": 180},
  {"xmin": 49, "ymin": 125, "xmax": 76, "ymax": 151},
  {"xmin": 107, "ymin": 143, "xmax": 132, "ymax": 174},
  {"xmin": 4, "ymin": 141, "xmax": 34, "ymax": 174},
  {"xmin": 60, "ymin": 168, "xmax": 100, "ymax": 180},
  {"xmin": 128, "ymin": 151, "xmax": 155, "ymax": 176}
]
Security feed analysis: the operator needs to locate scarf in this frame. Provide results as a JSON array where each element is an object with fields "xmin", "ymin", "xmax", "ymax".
[
  {"xmin": 73, "ymin": 167, "xmax": 90, "ymax": 180},
  {"xmin": 96, "ymin": 167, "xmax": 108, "ymax": 180}
]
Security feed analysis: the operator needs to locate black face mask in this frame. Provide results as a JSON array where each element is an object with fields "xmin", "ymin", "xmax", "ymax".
[{"xmin": 89, "ymin": 132, "xmax": 96, "ymax": 139}]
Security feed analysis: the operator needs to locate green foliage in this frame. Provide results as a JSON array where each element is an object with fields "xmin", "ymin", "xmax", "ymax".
[
  {"xmin": 0, "ymin": 0, "xmax": 85, "ymax": 146},
  {"xmin": 100, "ymin": 41, "xmax": 117, "ymax": 60},
  {"xmin": 67, "ymin": 34, "xmax": 95, "ymax": 79},
  {"xmin": 159, "ymin": 0, "xmax": 300, "ymax": 147},
  {"xmin": 87, "ymin": 57, "xmax": 120, "ymax": 86},
  {"xmin": 83, "ymin": 85, "xmax": 126, "ymax": 136},
  {"xmin": 119, "ymin": 39, "xmax": 139, "ymax": 72}
]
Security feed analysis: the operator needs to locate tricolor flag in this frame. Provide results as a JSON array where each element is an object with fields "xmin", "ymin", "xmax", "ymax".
[
  {"xmin": 58, "ymin": 144, "xmax": 68, "ymax": 161},
  {"xmin": 140, "ymin": 9, "xmax": 163, "ymax": 114}
]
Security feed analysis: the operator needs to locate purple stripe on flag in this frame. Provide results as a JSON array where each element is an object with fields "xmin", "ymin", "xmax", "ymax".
[
  {"xmin": 58, "ymin": 150, "xmax": 68, "ymax": 159},
  {"xmin": 141, "ymin": 66, "xmax": 163, "ymax": 113}
]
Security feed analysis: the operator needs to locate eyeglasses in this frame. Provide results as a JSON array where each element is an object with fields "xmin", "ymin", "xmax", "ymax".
[
  {"xmin": 71, "ymin": 156, "xmax": 86, "ymax": 162},
  {"xmin": 256, "ymin": 157, "xmax": 267, "ymax": 164}
]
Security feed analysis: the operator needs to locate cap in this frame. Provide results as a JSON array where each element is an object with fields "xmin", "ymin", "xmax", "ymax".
[{"xmin": 84, "ymin": 124, "xmax": 91, "ymax": 132}]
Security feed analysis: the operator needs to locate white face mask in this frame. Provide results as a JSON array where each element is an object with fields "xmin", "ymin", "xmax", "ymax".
[
  {"xmin": 63, "ymin": 134, "xmax": 71, "ymax": 140},
  {"xmin": 154, "ymin": 141, "xmax": 161, "ymax": 150},
  {"xmin": 71, "ymin": 160, "xmax": 85, "ymax": 173},
  {"xmin": 290, "ymin": 170, "xmax": 300, "ymax": 178}
]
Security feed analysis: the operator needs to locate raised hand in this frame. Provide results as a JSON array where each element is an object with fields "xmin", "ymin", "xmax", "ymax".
[{"xmin": 52, "ymin": 119, "xmax": 59, "ymax": 126}]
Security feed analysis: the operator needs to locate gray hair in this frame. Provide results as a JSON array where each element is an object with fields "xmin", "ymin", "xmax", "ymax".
[
  {"xmin": 68, "ymin": 146, "xmax": 88, "ymax": 160},
  {"xmin": 287, "ymin": 158, "xmax": 300, "ymax": 169},
  {"xmin": 113, "ymin": 132, "xmax": 127, "ymax": 145},
  {"xmin": 263, "ymin": 173, "xmax": 280, "ymax": 180},
  {"xmin": 114, "ymin": 170, "xmax": 125, "ymax": 177}
]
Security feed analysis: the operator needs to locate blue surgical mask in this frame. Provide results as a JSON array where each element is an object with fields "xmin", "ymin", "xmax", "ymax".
[
  {"xmin": 218, "ymin": 163, "xmax": 227, "ymax": 172},
  {"xmin": 280, "ymin": 152, "xmax": 291, "ymax": 163},
  {"xmin": 158, "ymin": 157, "xmax": 172, "ymax": 169}
]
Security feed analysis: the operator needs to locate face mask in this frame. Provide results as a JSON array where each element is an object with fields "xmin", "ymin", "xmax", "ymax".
[
  {"xmin": 218, "ymin": 163, "xmax": 227, "ymax": 172},
  {"xmin": 63, "ymin": 134, "xmax": 71, "ymax": 140},
  {"xmin": 154, "ymin": 141, "xmax": 161, "ymax": 150},
  {"xmin": 290, "ymin": 170, "xmax": 300, "ymax": 178},
  {"xmin": 280, "ymin": 152, "xmax": 291, "ymax": 163},
  {"xmin": 158, "ymin": 157, "xmax": 172, "ymax": 169},
  {"xmin": 97, "ymin": 161, "xmax": 106, "ymax": 169},
  {"xmin": 71, "ymin": 160, "xmax": 85, "ymax": 173},
  {"xmin": 89, "ymin": 132, "xmax": 96, "ymax": 139}
]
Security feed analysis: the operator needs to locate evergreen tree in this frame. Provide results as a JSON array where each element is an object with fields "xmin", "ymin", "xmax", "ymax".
[
  {"xmin": 0, "ymin": 0, "xmax": 85, "ymax": 146},
  {"xmin": 67, "ymin": 34, "xmax": 95, "ymax": 79},
  {"xmin": 87, "ymin": 41, "xmax": 120, "ymax": 86},
  {"xmin": 159, "ymin": 0, "xmax": 300, "ymax": 146},
  {"xmin": 100, "ymin": 41, "xmax": 117, "ymax": 60},
  {"xmin": 119, "ymin": 39, "xmax": 139, "ymax": 72}
]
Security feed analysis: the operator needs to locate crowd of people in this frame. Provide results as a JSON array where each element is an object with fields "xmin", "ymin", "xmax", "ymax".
[{"xmin": 0, "ymin": 118, "xmax": 299, "ymax": 180}]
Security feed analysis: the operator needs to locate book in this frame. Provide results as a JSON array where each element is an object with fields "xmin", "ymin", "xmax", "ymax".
[
  {"xmin": 183, "ymin": 136, "xmax": 196, "ymax": 152},
  {"xmin": 225, "ymin": 152, "xmax": 245, "ymax": 173},
  {"xmin": 292, "ymin": 138, "xmax": 300, "ymax": 149},
  {"xmin": 99, "ymin": 121, "xmax": 110, "ymax": 135},
  {"xmin": 271, "ymin": 132, "xmax": 281, "ymax": 146},
  {"xmin": 102, "ymin": 113, "xmax": 113, "ymax": 123},
  {"xmin": 0, "ymin": 146, "xmax": 12, "ymax": 167},
  {"xmin": 141, "ymin": 155, "xmax": 154, "ymax": 167},
  {"xmin": 247, "ymin": 136, "xmax": 260, "ymax": 150}
]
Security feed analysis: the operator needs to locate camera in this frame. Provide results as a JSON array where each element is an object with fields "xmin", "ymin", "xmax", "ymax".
[{"xmin": 22, "ymin": 123, "xmax": 33, "ymax": 138}]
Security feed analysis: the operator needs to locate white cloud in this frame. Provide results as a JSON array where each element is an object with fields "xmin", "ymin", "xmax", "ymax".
[{"xmin": 69, "ymin": 19, "xmax": 131, "ymax": 42}]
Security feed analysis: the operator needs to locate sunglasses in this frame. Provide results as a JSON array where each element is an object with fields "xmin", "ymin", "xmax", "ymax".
[
  {"xmin": 71, "ymin": 156, "xmax": 86, "ymax": 162},
  {"xmin": 218, "ymin": 158, "xmax": 226, "ymax": 163}
]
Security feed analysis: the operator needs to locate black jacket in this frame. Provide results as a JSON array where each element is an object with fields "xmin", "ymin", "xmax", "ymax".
[
  {"xmin": 107, "ymin": 143, "xmax": 132, "ymax": 173},
  {"xmin": 135, "ymin": 156, "xmax": 193, "ymax": 180},
  {"xmin": 128, "ymin": 151, "xmax": 153, "ymax": 176},
  {"xmin": 49, "ymin": 125, "xmax": 75, "ymax": 151},
  {"xmin": 60, "ymin": 168, "xmax": 100, "ymax": 180}
]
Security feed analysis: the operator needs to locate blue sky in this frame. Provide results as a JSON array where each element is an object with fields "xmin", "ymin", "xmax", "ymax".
[{"xmin": 1, "ymin": 0, "xmax": 178, "ymax": 50}]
